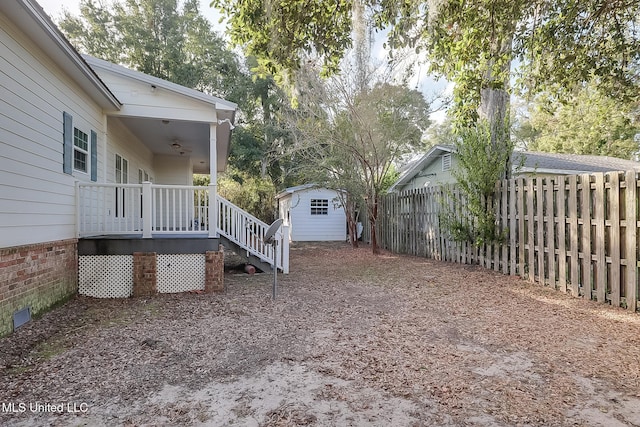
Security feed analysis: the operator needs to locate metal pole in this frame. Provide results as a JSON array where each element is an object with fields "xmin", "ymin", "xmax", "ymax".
[{"xmin": 272, "ymin": 240, "xmax": 278, "ymax": 300}]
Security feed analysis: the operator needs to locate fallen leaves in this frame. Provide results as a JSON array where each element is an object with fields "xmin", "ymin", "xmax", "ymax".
[{"xmin": 1, "ymin": 242, "xmax": 640, "ymax": 426}]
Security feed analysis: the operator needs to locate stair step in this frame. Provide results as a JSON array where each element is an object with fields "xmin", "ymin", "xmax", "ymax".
[{"xmin": 219, "ymin": 235, "xmax": 274, "ymax": 273}]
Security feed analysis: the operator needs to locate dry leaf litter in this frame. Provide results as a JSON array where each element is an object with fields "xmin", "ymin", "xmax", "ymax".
[{"xmin": 1, "ymin": 242, "xmax": 640, "ymax": 426}]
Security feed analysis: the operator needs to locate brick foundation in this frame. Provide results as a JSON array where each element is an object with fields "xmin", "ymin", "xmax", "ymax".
[
  {"xmin": 0, "ymin": 239, "xmax": 78, "ymax": 337},
  {"xmin": 205, "ymin": 251, "xmax": 224, "ymax": 293},
  {"xmin": 133, "ymin": 252, "xmax": 157, "ymax": 297}
]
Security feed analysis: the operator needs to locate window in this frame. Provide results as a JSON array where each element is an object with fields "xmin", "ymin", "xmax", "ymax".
[
  {"xmin": 63, "ymin": 112, "xmax": 97, "ymax": 180},
  {"xmin": 115, "ymin": 154, "xmax": 128, "ymax": 217},
  {"xmin": 73, "ymin": 128, "xmax": 89, "ymax": 172},
  {"xmin": 310, "ymin": 199, "xmax": 328, "ymax": 215},
  {"xmin": 115, "ymin": 154, "xmax": 128, "ymax": 184},
  {"xmin": 442, "ymin": 153, "xmax": 452, "ymax": 172},
  {"xmin": 138, "ymin": 168, "xmax": 151, "ymax": 183}
]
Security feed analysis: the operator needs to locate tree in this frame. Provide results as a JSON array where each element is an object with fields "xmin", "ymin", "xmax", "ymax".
[
  {"xmin": 225, "ymin": 56, "xmax": 295, "ymax": 187},
  {"xmin": 423, "ymin": 117, "xmax": 458, "ymax": 148},
  {"xmin": 287, "ymin": 61, "xmax": 430, "ymax": 253},
  {"xmin": 60, "ymin": 0, "xmax": 294, "ymax": 202},
  {"xmin": 441, "ymin": 120, "xmax": 512, "ymax": 246},
  {"xmin": 218, "ymin": 169, "xmax": 278, "ymax": 224},
  {"xmin": 213, "ymin": 0, "xmax": 640, "ymax": 173},
  {"xmin": 60, "ymin": 0, "xmax": 248, "ymax": 99},
  {"xmin": 524, "ymin": 83, "xmax": 640, "ymax": 159},
  {"xmin": 211, "ymin": 0, "xmax": 353, "ymax": 77}
]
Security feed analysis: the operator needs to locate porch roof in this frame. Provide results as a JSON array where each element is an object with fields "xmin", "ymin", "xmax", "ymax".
[{"xmin": 85, "ymin": 55, "xmax": 237, "ymax": 174}]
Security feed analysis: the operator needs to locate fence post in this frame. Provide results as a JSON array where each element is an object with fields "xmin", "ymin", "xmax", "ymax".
[
  {"xmin": 536, "ymin": 178, "xmax": 545, "ymax": 286},
  {"xmin": 501, "ymin": 179, "xmax": 508, "ymax": 274},
  {"xmin": 625, "ymin": 171, "xmax": 637, "ymax": 311},
  {"xmin": 581, "ymin": 174, "xmax": 593, "ymax": 299},
  {"xmin": 568, "ymin": 175, "xmax": 579, "ymax": 296},
  {"xmin": 509, "ymin": 178, "xmax": 518, "ymax": 275},
  {"xmin": 594, "ymin": 173, "xmax": 606, "ymax": 302},
  {"xmin": 545, "ymin": 177, "xmax": 556, "ymax": 288},
  {"xmin": 526, "ymin": 178, "xmax": 535, "ymax": 281},
  {"xmin": 517, "ymin": 178, "xmax": 526, "ymax": 278},
  {"xmin": 557, "ymin": 176, "xmax": 567, "ymax": 293},
  {"xmin": 609, "ymin": 172, "xmax": 621, "ymax": 307}
]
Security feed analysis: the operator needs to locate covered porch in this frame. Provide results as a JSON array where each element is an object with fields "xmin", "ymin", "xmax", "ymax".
[
  {"xmin": 76, "ymin": 57, "xmax": 288, "ymax": 299},
  {"xmin": 76, "ymin": 182, "xmax": 289, "ymax": 273},
  {"xmin": 76, "ymin": 182, "xmax": 289, "ymax": 299}
]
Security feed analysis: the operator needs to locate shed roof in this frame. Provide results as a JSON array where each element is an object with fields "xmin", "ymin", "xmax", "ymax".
[{"xmin": 275, "ymin": 184, "xmax": 345, "ymax": 200}]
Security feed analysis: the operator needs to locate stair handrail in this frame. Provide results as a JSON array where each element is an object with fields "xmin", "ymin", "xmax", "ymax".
[{"xmin": 216, "ymin": 195, "xmax": 283, "ymax": 270}]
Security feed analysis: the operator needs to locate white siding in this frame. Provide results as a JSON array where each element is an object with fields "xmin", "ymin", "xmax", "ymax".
[
  {"xmin": 92, "ymin": 70, "xmax": 216, "ymax": 123},
  {"xmin": 0, "ymin": 12, "xmax": 105, "ymax": 248},
  {"xmin": 283, "ymin": 188, "xmax": 346, "ymax": 241},
  {"xmin": 153, "ymin": 154, "xmax": 192, "ymax": 185},
  {"xmin": 106, "ymin": 117, "xmax": 154, "ymax": 183}
]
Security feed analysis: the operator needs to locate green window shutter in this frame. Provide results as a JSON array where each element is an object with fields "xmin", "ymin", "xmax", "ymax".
[
  {"xmin": 90, "ymin": 130, "xmax": 97, "ymax": 181},
  {"xmin": 63, "ymin": 112, "xmax": 73, "ymax": 174}
]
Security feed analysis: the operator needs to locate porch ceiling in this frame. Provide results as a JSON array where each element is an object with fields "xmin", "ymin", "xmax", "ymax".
[{"xmin": 116, "ymin": 116, "xmax": 232, "ymax": 174}]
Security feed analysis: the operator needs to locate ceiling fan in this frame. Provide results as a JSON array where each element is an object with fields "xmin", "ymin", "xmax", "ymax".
[{"xmin": 169, "ymin": 139, "xmax": 192, "ymax": 156}]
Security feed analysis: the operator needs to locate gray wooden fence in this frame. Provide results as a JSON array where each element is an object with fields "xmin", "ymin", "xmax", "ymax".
[{"xmin": 373, "ymin": 171, "xmax": 639, "ymax": 311}]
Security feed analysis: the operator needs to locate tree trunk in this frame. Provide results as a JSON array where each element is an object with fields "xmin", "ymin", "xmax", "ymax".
[
  {"xmin": 345, "ymin": 196, "xmax": 359, "ymax": 248},
  {"xmin": 478, "ymin": 34, "xmax": 513, "ymax": 179},
  {"xmin": 347, "ymin": 216, "xmax": 359, "ymax": 248},
  {"xmin": 352, "ymin": 0, "xmax": 369, "ymax": 93},
  {"xmin": 369, "ymin": 196, "xmax": 379, "ymax": 255}
]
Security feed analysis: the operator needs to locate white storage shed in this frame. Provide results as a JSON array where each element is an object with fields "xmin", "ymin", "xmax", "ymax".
[{"xmin": 276, "ymin": 185, "xmax": 347, "ymax": 242}]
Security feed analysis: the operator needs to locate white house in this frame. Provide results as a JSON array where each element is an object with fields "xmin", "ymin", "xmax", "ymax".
[
  {"xmin": 276, "ymin": 185, "xmax": 347, "ymax": 242},
  {"xmin": 0, "ymin": 0, "xmax": 287, "ymax": 336}
]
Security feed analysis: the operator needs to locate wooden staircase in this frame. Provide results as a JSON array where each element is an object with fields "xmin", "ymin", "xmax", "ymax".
[{"xmin": 215, "ymin": 195, "xmax": 289, "ymax": 273}]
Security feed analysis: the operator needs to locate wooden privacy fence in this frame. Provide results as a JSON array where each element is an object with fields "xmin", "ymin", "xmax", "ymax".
[{"xmin": 375, "ymin": 171, "xmax": 639, "ymax": 311}]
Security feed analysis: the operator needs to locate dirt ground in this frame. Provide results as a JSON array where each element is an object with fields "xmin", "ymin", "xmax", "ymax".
[{"xmin": 2, "ymin": 242, "xmax": 640, "ymax": 426}]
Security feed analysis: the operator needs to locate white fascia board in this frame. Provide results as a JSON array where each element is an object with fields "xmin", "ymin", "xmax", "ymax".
[{"xmin": 84, "ymin": 55, "xmax": 237, "ymax": 112}]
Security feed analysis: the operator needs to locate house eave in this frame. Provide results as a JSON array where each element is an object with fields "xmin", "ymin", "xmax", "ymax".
[
  {"xmin": 389, "ymin": 145, "xmax": 455, "ymax": 192},
  {"xmin": 84, "ymin": 55, "xmax": 237, "ymax": 112}
]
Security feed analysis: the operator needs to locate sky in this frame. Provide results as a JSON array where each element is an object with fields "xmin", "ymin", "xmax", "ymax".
[
  {"xmin": 37, "ymin": 0, "xmax": 449, "ymax": 122},
  {"xmin": 38, "ymin": 0, "xmax": 222, "ymax": 28}
]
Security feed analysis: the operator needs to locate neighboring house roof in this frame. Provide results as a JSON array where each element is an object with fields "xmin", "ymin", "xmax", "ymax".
[
  {"xmin": 514, "ymin": 151, "xmax": 640, "ymax": 175},
  {"xmin": 0, "ymin": 0, "xmax": 121, "ymax": 110},
  {"xmin": 390, "ymin": 147, "xmax": 640, "ymax": 192},
  {"xmin": 388, "ymin": 145, "xmax": 455, "ymax": 192}
]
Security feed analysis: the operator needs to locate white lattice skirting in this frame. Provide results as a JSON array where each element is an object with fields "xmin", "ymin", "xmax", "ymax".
[
  {"xmin": 157, "ymin": 254, "xmax": 205, "ymax": 293},
  {"xmin": 79, "ymin": 254, "xmax": 207, "ymax": 298},
  {"xmin": 79, "ymin": 255, "xmax": 134, "ymax": 298}
]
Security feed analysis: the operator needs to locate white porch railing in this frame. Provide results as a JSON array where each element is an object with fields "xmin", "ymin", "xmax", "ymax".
[
  {"xmin": 76, "ymin": 182, "xmax": 289, "ymax": 272},
  {"xmin": 216, "ymin": 196, "xmax": 289, "ymax": 272}
]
